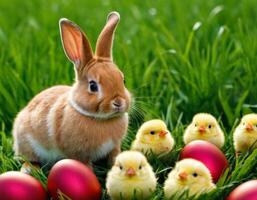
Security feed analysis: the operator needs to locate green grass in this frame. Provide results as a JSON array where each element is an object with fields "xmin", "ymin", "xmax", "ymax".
[{"xmin": 1, "ymin": 0, "xmax": 257, "ymax": 199}]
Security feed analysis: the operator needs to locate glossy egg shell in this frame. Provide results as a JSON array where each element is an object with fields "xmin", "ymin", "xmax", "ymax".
[
  {"xmin": 0, "ymin": 171, "xmax": 47, "ymax": 200},
  {"xmin": 227, "ymin": 180, "xmax": 257, "ymax": 200},
  {"xmin": 47, "ymin": 159, "xmax": 101, "ymax": 200}
]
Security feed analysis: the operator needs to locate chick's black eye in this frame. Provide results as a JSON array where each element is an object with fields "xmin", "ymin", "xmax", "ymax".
[
  {"xmin": 192, "ymin": 172, "xmax": 198, "ymax": 177},
  {"xmin": 119, "ymin": 165, "xmax": 123, "ymax": 170},
  {"xmin": 150, "ymin": 131, "xmax": 155, "ymax": 135},
  {"xmin": 208, "ymin": 125, "xmax": 212, "ymax": 129},
  {"xmin": 139, "ymin": 165, "xmax": 142, "ymax": 170},
  {"xmin": 195, "ymin": 124, "xmax": 197, "ymax": 127},
  {"xmin": 89, "ymin": 80, "xmax": 98, "ymax": 92}
]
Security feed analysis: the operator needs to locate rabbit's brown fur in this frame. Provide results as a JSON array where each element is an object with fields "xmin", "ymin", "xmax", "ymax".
[{"xmin": 12, "ymin": 12, "xmax": 131, "ymax": 169}]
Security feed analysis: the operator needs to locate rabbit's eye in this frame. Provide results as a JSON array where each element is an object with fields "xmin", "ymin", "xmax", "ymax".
[{"xmin": 89, "ymin": 81, "xmax": 98, "ymax": 92}]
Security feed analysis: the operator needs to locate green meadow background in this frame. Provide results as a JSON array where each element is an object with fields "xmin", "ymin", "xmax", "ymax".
[{"xmin": 1, "ymin": 0, "xmax": 257, "ymax": 199}]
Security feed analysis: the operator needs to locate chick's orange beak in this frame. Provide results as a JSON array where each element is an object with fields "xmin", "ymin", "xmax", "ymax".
[
  {"xmin": 246, "ymin": 124, "xmax": 254, "ymax": 132},
  {"xmin": 198, "ymin": 126, "xmax": 206, "ymax": 134},
  {"xmin": 159, "ymin": 130, "xmax": 168, "ymax": 138},
  {"xmin": 126, "ymin": 167, "xmax": 136, "ymax": 177},
  {"xmin": 178, "ymin": 171, "xmax": 188, "ymax": 181}
]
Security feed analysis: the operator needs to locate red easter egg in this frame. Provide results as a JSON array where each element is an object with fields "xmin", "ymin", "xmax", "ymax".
[
  {"xmin": 0, "ymin": 171, "xmax": 47, "ymax": 200},
  {"xmin": 227, "ymin": 180, "xmax": 257, "ymax": 200},
  {"xmin": 180, "ymin": 140, "xmax": 229, "ymax": 183},
  {"xmin": 47, "ymin": 159, "xmax": 101, "ymax": 200}
]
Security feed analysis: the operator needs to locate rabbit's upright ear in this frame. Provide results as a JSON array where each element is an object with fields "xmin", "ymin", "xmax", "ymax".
[
  {"xmin": 59, "ymin": 19, "xmax": 94, "ymax": 69},
  {"xmin": 95, "ymin": 11, "xmax": 120, "ymax": 60}
]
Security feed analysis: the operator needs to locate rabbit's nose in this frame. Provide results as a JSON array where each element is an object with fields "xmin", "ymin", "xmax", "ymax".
[
  {"xmin": 113, "ymin": 102, "xmax": 122, "ymax": 107},
  {"xmin": 112, "ymin": 98, "xmax": 125, "ymax": 110}
]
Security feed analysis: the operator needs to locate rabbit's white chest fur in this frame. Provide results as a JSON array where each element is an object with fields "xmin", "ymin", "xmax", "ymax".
[
  {"xmin": 91, "ymin": 139, "xmax": 115, "ymax": 161},
  {"xmin": 26, "ymin": 134, "xmax": 65, "ymax": 163},
  {"xmin": 27, "ymin": 134, "xmax": 115, "ymax": 163}
]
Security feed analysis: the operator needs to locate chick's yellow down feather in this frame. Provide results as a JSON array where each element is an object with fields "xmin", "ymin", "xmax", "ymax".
[
  {"xmin": 233, "ymin": 113, "xmax": 257, "ymax": 153},
  {"xmin": 164, "ymin": 159, "xmax": 216, "ymax": 198},
  {"xmin": 106, "ymin": 151, "xmax": 157, "ymax": 200},
  {"xmin": 131, "ymin": 119, "xmax": 175, "ymax": 155},
  {"xmin": 183, "ymin": 113, "xmax": 225, "ymax": 148}
]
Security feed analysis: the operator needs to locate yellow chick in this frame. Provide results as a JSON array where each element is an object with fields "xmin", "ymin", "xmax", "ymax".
[
  {"xmin": 183, "ymin": 113, "xmax": 225, "ymax": 148},
  {"xmin": 164, "ymin": 159, "xmax": 216, "ymax": 198},
  {"xmin": 233, "ymin": 113, "xmax": 257, "ymax": 153},
  {"xmin": 131, "ymin": 119, "xmax": 175, "ymax": 155},
  {"xmin": 106, "ymin": 151, "xmax": 157, "ymax": 200}
]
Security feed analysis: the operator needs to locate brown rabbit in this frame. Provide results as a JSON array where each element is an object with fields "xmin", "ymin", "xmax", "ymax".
[{"xmin": 12, "ymin": 11, "xmax": 131, "ymax": 171}]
